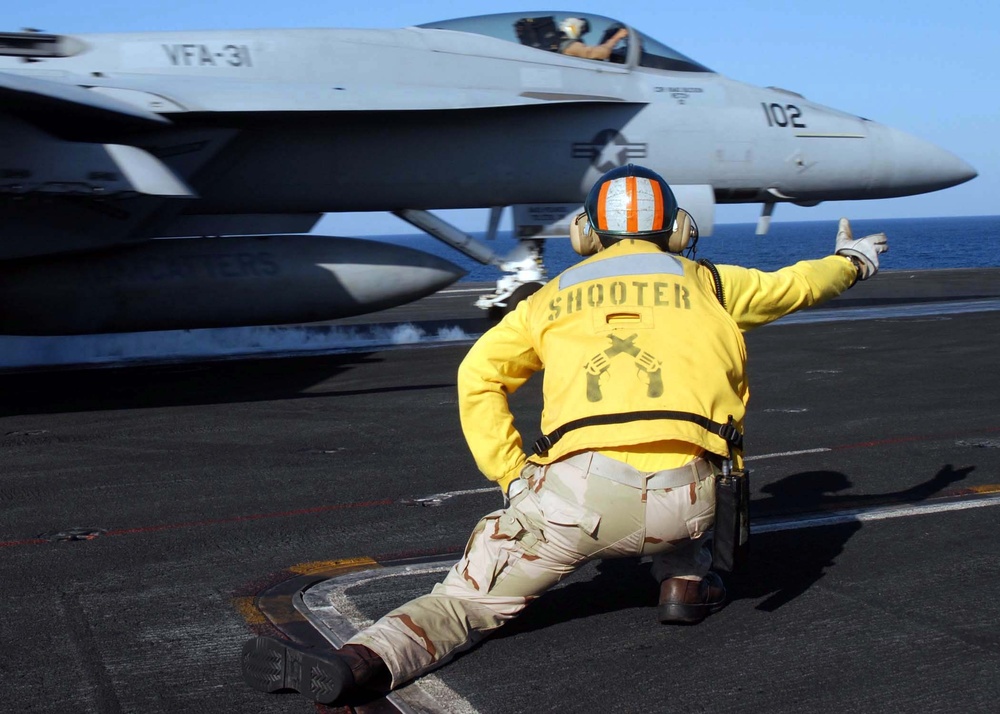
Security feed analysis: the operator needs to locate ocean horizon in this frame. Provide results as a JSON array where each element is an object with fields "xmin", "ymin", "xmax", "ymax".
[{"xmin": 365, "ymin": 215, "xmax": 1000, "ymax": 282}]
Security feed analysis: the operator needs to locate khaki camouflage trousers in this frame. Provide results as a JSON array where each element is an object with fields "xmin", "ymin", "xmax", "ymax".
[{"xmin": 348, "ymin": 451, "xmax": 716, "ymax": 687}]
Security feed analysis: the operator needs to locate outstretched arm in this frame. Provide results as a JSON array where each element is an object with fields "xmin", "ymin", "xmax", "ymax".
[{"xmin": 711, "ymin": 219, "xmax": 888, "ymax": 331}]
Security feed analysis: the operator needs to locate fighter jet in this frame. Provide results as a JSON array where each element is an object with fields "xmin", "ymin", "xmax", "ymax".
[{"xmin": 0, "ymin": 11, "xmax": 976, "ymax": 335}]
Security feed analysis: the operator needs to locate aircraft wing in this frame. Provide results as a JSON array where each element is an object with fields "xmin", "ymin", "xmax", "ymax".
[
  {"xmin": 0, "ymin": 73, "xmax": 191, "ymax": 199},
  {"xmin": 0, "ymin": 72, "xmax": 206, "ymax": 259},
  {"xmin": 0, "ymin": 65, "xmax": 639, "ymax": 262},
  {"xmin": 0, "ymin": 70, "xmax": 171, "ymax": 142}
]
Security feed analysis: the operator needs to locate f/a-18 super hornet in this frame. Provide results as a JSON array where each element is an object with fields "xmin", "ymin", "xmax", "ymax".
[{"xmin": 0, "ymin": 11, "xmax": 976, "ymax": 335}]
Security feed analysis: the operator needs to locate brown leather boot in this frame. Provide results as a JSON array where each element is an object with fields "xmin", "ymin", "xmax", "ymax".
[
  {"xmin": 339, "ymin": 643, "xmax": 392, "ymax": 692},
  {"xmin": 241, "ymin": 636, "xmax": 390, "ymax": 705},
  {"xmin": 657, "ymin": 571, "xmax": 726, "ymax": 624}
]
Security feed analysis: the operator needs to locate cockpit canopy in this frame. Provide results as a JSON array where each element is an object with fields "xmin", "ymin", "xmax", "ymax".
[{"xmin": 418, "ymin": 11, "xmax": 711, "ymax": 73}]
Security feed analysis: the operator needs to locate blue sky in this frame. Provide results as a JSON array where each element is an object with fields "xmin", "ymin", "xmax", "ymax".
[{"xmin": 7, "ymin": 1, "xmax": 996, "ymax": 235}]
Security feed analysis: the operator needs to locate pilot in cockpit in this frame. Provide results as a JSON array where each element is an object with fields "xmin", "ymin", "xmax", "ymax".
[{"xmin": 558, "ymin": 17, "xmax": 628, "ymax": 60}]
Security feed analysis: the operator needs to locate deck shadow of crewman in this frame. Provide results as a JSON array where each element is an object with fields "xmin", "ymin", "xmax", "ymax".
[
  {"xmin": 494, "ymin": 463, "xmax": 973, "ymax": 636},
  {"xmin": 726, "ymin": 463, "xmax": 974, "ymax": 612}
]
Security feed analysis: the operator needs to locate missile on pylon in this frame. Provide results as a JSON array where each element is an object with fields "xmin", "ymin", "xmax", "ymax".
[{"xmin": 0, "ymin": 235, "xmax": 465, "ymax": 335}]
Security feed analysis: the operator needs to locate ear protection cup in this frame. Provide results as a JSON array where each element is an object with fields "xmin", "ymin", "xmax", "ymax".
[
  {"xmin": 666, "ymin": 208, "xmax": 698, "ymax": 253},
  {"xmin": 570, "ymin": 211, "xmax": 602, "ymax": 256}
]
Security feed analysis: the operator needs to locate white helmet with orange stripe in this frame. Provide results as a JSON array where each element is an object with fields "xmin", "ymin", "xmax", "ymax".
[{"xmin": 583, "ymin": 164, "xmax": 695, "ymax": 254}]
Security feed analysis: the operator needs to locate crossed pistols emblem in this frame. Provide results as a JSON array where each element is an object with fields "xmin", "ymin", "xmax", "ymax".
[{"xmin": 584, "ymin": 333, "xmax": 664, "ymax": 402}]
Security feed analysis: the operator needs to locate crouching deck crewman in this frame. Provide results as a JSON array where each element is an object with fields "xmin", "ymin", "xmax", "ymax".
[{"xmin": 241, "ymin": 164, "xmax": 888, "ymax": 706}]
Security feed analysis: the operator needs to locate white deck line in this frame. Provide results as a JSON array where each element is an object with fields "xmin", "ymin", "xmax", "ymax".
[{"xmin": 300, "ymin": 491, "xmax": 1000, "ymax": 713}]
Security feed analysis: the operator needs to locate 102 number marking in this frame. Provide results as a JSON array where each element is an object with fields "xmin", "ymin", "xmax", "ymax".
[{"xmin": 762, "ymin": 102, "xmax": 806, "ymax": 128}]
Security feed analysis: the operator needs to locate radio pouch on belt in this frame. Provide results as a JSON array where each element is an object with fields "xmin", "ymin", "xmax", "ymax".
[{"xmin": 713, "ymin": 465, "xmax": 750, "ymax": 573}]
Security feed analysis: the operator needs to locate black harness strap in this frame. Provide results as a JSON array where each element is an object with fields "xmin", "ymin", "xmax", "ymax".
[
  {"xmin": 532, "ymin": 410, "xmax": 743, "ymax": 456},
  {"xmin": 532, "ymin": 261, "xmax": 741, "ymax": 458}
]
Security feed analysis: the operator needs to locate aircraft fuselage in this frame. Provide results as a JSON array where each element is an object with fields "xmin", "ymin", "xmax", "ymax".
[
  {"xmin": 0, "ymin": 25, "xmax": 974, "ymax": 221},
  {"xmin": 0, "ymin": 17, "xmax": 977, "ymax": 336}
]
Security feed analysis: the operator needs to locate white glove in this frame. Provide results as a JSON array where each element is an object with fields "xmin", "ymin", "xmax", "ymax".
[{"xmin": 835, "ymin": 217, "xmax": 888, "ymax": 280}]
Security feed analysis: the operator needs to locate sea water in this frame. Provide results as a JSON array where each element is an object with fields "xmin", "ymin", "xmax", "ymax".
[{"xmin": 370, "ymin": 215, "xmax": 1000, "ymax": 281}]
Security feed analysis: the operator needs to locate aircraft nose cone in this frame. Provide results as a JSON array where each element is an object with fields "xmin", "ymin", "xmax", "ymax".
[{"xmin": 868, "ymin": 123, "xmax": 977, "ymax": 197}]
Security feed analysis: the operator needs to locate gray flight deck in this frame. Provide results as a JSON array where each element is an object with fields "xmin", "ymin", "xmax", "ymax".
[{"xmin": 2, "ymin": 267, "xmax": 1000, "ymax": 713}]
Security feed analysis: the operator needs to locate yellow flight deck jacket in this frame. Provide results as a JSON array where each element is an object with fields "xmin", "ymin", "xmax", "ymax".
[{"xmin": 457, "ymin": 239, "xmax": 859, "ymax": 492}]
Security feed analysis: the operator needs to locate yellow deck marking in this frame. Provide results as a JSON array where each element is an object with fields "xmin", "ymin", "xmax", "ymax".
[
  {"xmin": 289, "ymin": 557, "xmax": 380, "ymax": 575},
  {"xmin": 234, "ymin": 558, "xmax": 382, "ymax": 626},
  {"xmin": 232, "ymin": 596, "xmax": 268, "ymax": 626}
]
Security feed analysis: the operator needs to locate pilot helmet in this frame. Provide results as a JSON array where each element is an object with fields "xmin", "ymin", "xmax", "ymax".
[
  {"xmin": 584, "ymin": 164, "xmax": 684, "ymax": 252},
  {"xmin": 559, "ymin": 17, "xmax": 591, "ymax": 41}
]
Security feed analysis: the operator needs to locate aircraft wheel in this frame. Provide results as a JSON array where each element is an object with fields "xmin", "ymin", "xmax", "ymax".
[{"xmin": 488, "ymin": 282, "xmax": 543, "ymax": 321}]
